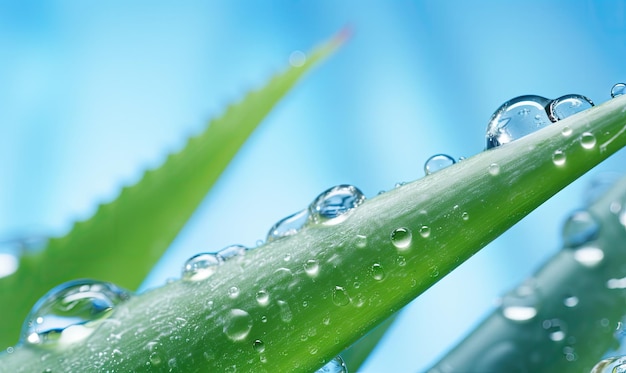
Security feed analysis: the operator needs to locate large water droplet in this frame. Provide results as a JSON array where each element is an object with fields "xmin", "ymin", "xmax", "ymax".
[
  {"xmin": 552, "ymin": 150, "xmax": 566, "ymax": 166},
  {"xmin": 370, "ymin": 263, "xmax": 385, "ymax": 281},
  {"xmin": 309, "ymin": 185, "xmax": 365, "ymax": 224},
  {"xmin": 304, "ymin": 259, "xmax": 320, "ymax": 277},
  {"xmin": 315, "ymin": 355, "xmax": 348, "ymax": 373},
  {"xmin": 547, "ymin": 94, "xmax": 594, "ymax": 122},
  {"xmin": 182, "ymin": 253, "xmax": 222, "ymax": 282},
  {"xmin": 332, "ymin": 286, "xmax": 350, "ymax": 306},
  {"xmin": 223, "ymin": 309, "xmax": 253, "ymax": 341},
  {"xmin": 612, "ymin": 83, "xmax": 626, "ymax": 98},
  {"xmin": 216, "ymin": 244, "xmax": 247, "ymax": 262},
  {"xmin": 424, "ymin": 154, "xmax": 455, "ymax": 175},
  {"xmin": 580, "ymin": 132, "xmax": 597, "ymax": 149},
  {"xmin": 485, "ymin": 95, "xmax": 552, "ymax": 149},
  {"xmin": 20, "ymin": 279, "xmax": 131, "ymax": 345},
  {"xmin": 390, "ymin": 228, "xmax": 412, "ymax": 251},
  {"xmin": 562, "ymin": 210, "xmax": 600, "ymax": 247},
  {"xmin": 500, "ymin": 281, "xmax": 539, "ymax": 322},
  {"xmin": 266, "ymin": 209, "xmax": 309, "ymax": 242}
]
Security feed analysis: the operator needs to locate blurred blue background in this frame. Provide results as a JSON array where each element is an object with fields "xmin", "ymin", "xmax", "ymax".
[{"xmin": 2, "ymin": 1, "xmax": 626, "ymax": 371}]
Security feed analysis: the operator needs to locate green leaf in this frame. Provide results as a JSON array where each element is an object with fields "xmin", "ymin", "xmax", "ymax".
[
  {"xmin": 0, "ymin": 32, "xmax": 346, "ymax": 348},
  {"xmin": 2, "ymin": 92, "xmax": 626, "ymax": 371},
  {"xmin": 429, "ymin": 175, "xmax": 626, "ymax": 372}
]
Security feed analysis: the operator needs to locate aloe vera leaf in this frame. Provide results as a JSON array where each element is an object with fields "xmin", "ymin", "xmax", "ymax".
[
  {"xmin": 0, "ymin": 32, "xmax": 346, "ymax": 349},
  {"xmin": 1, "ymin": 94, "xmax": 626, "ymax": 372}
]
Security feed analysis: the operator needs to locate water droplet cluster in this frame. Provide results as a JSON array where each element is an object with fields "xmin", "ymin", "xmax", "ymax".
[
  {"xmin": 485, "ymin": 94, "xmax": 594, "ymax": 149},
  {"xmin": 20, "ymin": 279, "xmax": 131, "ymax": 346}
]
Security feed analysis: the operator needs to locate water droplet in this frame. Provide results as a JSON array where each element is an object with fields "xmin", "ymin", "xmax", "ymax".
[
  {"xmin": 332, "ymin": 286, "xmax": 350, "ymax": 306},
  {"xmin": 562, "ymin": 210, "xmax": 599, "ymax": 247},
  {"xmin": 253, "ymin": 339, "xmax": 265, "ymax": 353},
  {"xmin": 612, "ymin": 83, "xmax": 626, "ymax": 98},
  {"xmin": 315, "ymin": 355, "xmax": 348, "ymax": 373},
  {"xmin": 547, "ymin": 94, "xmax": 594, "ymax": 122},
  {"xmin": 591, "ymin": 356, "xmax": 626, "ymax": 373},
  {"xmin": 424, "ymin": 154, "xmax": 456, "ymax": 175},
  {"xmin": 370, "ymin": 263, "xmax": 385, "ymax": 281},
  {"xmin": 390, "ymin": 228, "xmax": 412, "ymax": 250},
  {"xmin": 561, "ymin": 126, "xmax": 572, "ymax": 137},
  {"xmin": 485, "ymin": 95, "xmax": 552, "ymax": 149},
  {"xmin": 149, "ymin": 352, "xmax": 162, "ymax": 366},
  {"xmin": 304, "ymin": 259, "xmax": 320, "ymax": 277},
  {"xmin": 396, "ymin": 256, "xmax": 406, "ymax": 266},
  {"xmin": 580, "ymin": 132, "xmax": 597, "ymax": 149},
  {"xmin": 354, "ymin": 234, "xmax": 367, "ymax": 248},
  {"xmin": 216, "ymin": 244, "xmax": 247, "ymax": 262},
  {"xmin": 309, "ymin": 185, "xmax": 366, "ymax": 225},
  {"xmin": 419, "ymin": 225, "xmax": 431, "ymax": 238},
  {"xmin": 20, "ymin": 279, "xmax": 131, "ymax": 345},
  {"xmin": 266, "ymin": 209, "xmax": 309, "ymax": 242},
  {"xmin": 277, "ymin": 300, "xmax": 293, "ymax": 323},
  {"xmin": 552, "ymin": 150, "xmax": 566, "ymax": 166},
  {"xmin": 543, "ymin": 318, "xmax": 567, "ymax": 342},
  {"xmin": 182, "ymin": 253, "xmax": 222, "ymax": 282},
  {"xmin": 500, "ymin": 281, "xmax": 539, "ymax": 322},
  {"xmin": 488, "ymin": 163, "xmax": 500, "ymax": 176},
  {"xmin": 461, "ymin": 212, "xmax": 469, "ymax": 221},
  {"xmin": 563, "ymin": 295, "xmax": 579, "ymax": 308},
  {"xmin": 223, "ymin": 309, "xmax": 253, "ymax": 341},
  {"xmin": 256, "ymin": 290, "xmax": 269, "ymax": 306},
  {"xmin": 571, "ymin": 243, "xmax": 604, "ymax": 267},
  {"xmin": 228, "ymin": 286, "xmax": 240, "ymax": 299}
]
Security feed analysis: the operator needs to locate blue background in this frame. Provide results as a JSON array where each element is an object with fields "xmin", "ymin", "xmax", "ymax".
[{"xmin": 2, "ymin": 1, "xmax": 626, "ymax": 371}]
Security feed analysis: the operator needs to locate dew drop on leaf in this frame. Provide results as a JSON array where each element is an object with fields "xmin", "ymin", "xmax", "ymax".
[
  {"xmin": 370, "ymin": 263, "xmax": 385, "ymax": 281},
  {"xmin": 266, "ymin": 209, "xmax": 309, "ymax": 242},
  {"xmin": 552, "ymin": 150, "xmax": 566, "ymax": 166},
  {"xmin": 304, "ymin": 259, "xmax": 320, "ymax": 277},
  {"xmin": 563, "ymin": 295, "xmax": 579, "ymax": 308},
  {"xmin": 488, "ymin": 163, "xmax": 500, "ymax": 176},
  {"xmin": 542, "ymin": 318, "xmax": 567, "ymax": 342},
  {"xmin": 256, "ymin": 290, "xmax": 269, "ymax": 306},
  {"xmin": 253, "ymin": 339, "xmax": 265, "ymax": 353},
  {"xmin": 223, "ymin": 309, "xmax": 253, "ymax": 341},
  {"xmin": 309, "ymin": 185, "xmax": 365, "ymax": 224},
  {"xmin": 182, "ymin": 253, "xmax": 222, "ymax": 282},
  {"xmin": 390, "ymin": 227, "xmax": 412, "ymax": 250},
  {"xmin": 419, "ymin": 225, "xmax": 431, "ymax": 238},
  {"xmin": 500, "ymin": 280, "xmax": 539, "ymax": 322},
  {"xmin": 547, "ymin": 94, "xmax": 594, "ymax": 122},
  {"xmin": 561, "ymin": 209, "xmax": 599, "ymax": 247},
  {"xmin": 315, "ymin": 355, "xmax": 348, "ymax": 373},
  {"xmin": 571, "ymin": 243, "xmax": 604, "ymax": 267},
  {"xmin": 20, "ymin": 279, "xmax": 131, "ymax": 346},
  {"xmin": 332, "ymin": 286, "xmax": 350, "ymax": 307},
  {"xmin": 611, "ymin": 83, "xmax": 626, "ymax": 98},
  {"xmin": 424, "ymin": 154, "xmax": 455, "ymax": 175},
  {"xmin": 216, "ymin": 244, "xmax": 247, "ymax": 262},
  {"xmin": 580, "ymin": 132, "xmax": 597, "ymax": 149}
]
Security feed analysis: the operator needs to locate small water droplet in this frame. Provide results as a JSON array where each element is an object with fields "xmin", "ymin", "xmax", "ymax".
[
  {"xmin": 182, "ymin": 253, "xmax": 222, "ymax": 282},
  {"xmin": 255, "ymin": 290, "xmax": 269, "ymax": 306},
  {"xmin": 315, "ymin": 355, "xmax": 348, "ymax": 373},
  {"xmin": 149, "ymin": 352, "xmax": 162, "ymax": 366},
  {"xmin": 20, "ymin": 279, "xmax": 131, "ymax": 346},
  {"xmin": 396, "ymin": 256, "xmax": 406, "ymax": 266},
  {"xmin": 216, "ymin": 244, "xmax": 247, "ymax": 262},
  {"xmin": 563, "ymin": 295, "xmax": 579, "ymax": 308},
  {"xmin": 304, "ymin": 259, "xmax": 320, "ymax": 277},
  {"xmin": 253, "ymin": 339, "xmax": 265, "ymax": 353},
  {"xmin": 424, "ymin": 154, "xmax": 456, "ymax": 175},
  {"xmin": 390, "ymin": 228, "xmax": 412, "ymax": 250},
  {"xmin": 571, "ymin": 243, "xmax": 604, "ymax": 267},
  {"xmin": 332, "ymin": 286, "xmax": 350, "ymax": 306},
  {"xmin": 548, "ymin": 94, "xmax": 594, "ymax": 122},
  {"xmin": 309, "ymin": 185, "xmax": 366, "ymax": 225},
  {"xmin": 354, "ymin": 234, "xmax": 367, "ymax": 248},
  {"xmin": 223, "ymin": 309, "xmax": 253, "ymax": 341},
  {"xmin": 543, "ymin": 318, "xmax": 567, "ymax": 342},
  {"xmin": 501, "ymin": 281, "xmax": 539, "ymax": 322},
  {"xmin": 419, "ymin": 225, "xmax": 431, "ymax": 238},
  {"xmin": 370, "ymin": 263, "xmax": 385, "ymax": 281},
  {"xmin": 267, "ymin": 209, "xmax": 309, "ymax": 242},
  {"xmin": 580, "ymin": 132, "xmax": 597, "ymax": 149},
  {"xmin": 562, "ymin": 209, "xmax": 599, "ymax": 247},
  {"xmin": 552, "ymin": 150, "xmax": 566, "ymax": 166},
  {"xmin": 277, "ymin": 300, "xmax": 293, "ymax": 323},
  {"xmin": 228, "ymin": 286, "xmax": 240, "ymax": 299},
  {"xmin": 260, "ymin": 315, "xmax": 268, "ymax": 323},
  {"xmin": 561, "ymin": 126, "xmax": 572, "ymax": 137},
  {"xmin": 612, "ymin": 83, "xmax": 626, "ymax": 98},
  {"xmin": 488, "ymin": 163, "xmax": 500, "ymax": 176},
  {"xmin": 485, "ymin": 95, "xmax": 552, "ymax": 149},
  {"xmin": 461, "ymin": 212, "xmax": 469, "ymax": 221}
]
